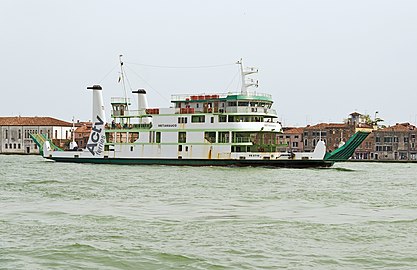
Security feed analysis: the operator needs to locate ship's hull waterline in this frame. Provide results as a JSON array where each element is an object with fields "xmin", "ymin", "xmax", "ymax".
[{"xmin": 46, "ymin": 157, "xmax": 334, "ymax": 168}]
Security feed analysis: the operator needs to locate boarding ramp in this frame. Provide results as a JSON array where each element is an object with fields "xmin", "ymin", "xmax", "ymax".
[
  {"xmin": 324, "ymin": 131, "xmax": 370, "ymax": 161},
  {"xmin": 29, "ymin": 133, "xmax": 63, "ymax": 155}
]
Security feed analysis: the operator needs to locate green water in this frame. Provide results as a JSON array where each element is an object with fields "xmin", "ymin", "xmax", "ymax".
[{"xmin": 1, "ymin": 155, "xmax": 417, "ymax": 269}]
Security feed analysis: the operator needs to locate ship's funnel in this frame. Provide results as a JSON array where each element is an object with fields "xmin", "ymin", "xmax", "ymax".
[
  {"xmin": 132, "ymin": 89, "xmax": 151, "ymax": 124},
  {"xmin": 132, "ymin": 89, "xmax": 148, "ymax": 109},
  {"xmin": 85, "ymin": 85, "xmax": 106, "ymax": 157}
]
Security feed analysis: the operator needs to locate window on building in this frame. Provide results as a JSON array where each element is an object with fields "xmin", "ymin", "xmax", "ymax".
[
  {"xmin": 375, "ymin": 137, "xmax": 381, "ymax": 143},
  {"xmin": 178, "ymin": 132, "xmax": 186, "ymax": 143},
  {"xmin": 55, "ymin": 130, "xmax": 58, "ymax": 139},
  {"xmin": 211, "ymin": 117, "xmax": 214, "ymax": 123},
  {"xmin": 178, "ymin": 145, "xmax": 183, "ymax": 151},
  {"xmin": 292, "ymin": 142, "xmax": 299, "ymax": 148},
  {"xmin": 384, "ymin": 137, "xmax": 393, "ymax": 143},
  {"xmin": 191, "ymin": 115, "xmax": 205, "ymax": 123},
  {"xmin": 18, "ymin": 129, "xmax": 21, "ymax": 139},
  {"xmin": 219, "ymin": 115, "xmax": 227, "ymax": 122},
  {"xmin": 304, "ymin": 139, "xmax": 308, "ymax": 147},
  {"xmin": 404, "ymin": 137, "xmax": 409, "ymax": 143},
  {"xmin": 5, "ymin": 130, "xmax": 8, "ymax": 139},
  {"xmin": 9, "ymin": 143, "xmax": 12, "ymax": 149},
  {"xmin": 13, "ymin": 143, "xmax": 16, "ymax": 149},
  {"xmin": 18, "ymin": 144, "xmax": 21, "ymax": 149},
  {"xmin": 5, "ymin": 144, "xmax": 7, "ymax": 149}
]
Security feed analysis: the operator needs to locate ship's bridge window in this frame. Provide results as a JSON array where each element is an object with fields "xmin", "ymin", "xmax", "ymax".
[{"xmin": 191, "ymin": 115, "xmax": 205, "ymax": 123}]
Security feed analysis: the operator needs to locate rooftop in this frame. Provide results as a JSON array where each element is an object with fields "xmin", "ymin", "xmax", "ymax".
[
  {"xmin": 283, "ymin": 127, "xmax": 304, "ymax": 134},
  {"xmin": 0, "ymin": 116, "xmax": 72, "ymax": 127},
  {"xmin": 305, "ymin": 123, "xmax": 349, "ymax": 130},
  {"xmin": 379, "ymin": 123, "xmax": 416, "ymax": 132}
]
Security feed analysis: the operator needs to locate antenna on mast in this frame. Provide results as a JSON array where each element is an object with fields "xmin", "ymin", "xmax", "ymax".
[
  {"xmin": 236, "ymin": 58, "xmax": 258, "ymax": 95},
  {"xmin": 119, "ymin": 54, "xmax": 129, "ymax": 110}
]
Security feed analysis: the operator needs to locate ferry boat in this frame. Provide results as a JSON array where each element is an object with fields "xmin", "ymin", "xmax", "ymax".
[{"xmin": 38, "ymin": 60, "xmax": 368, "ymax": 168}]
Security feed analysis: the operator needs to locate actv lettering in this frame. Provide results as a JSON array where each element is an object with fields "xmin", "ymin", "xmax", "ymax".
[{"xmin": 87, "ymin": 115, "xmax": 105, "ymax": 156}]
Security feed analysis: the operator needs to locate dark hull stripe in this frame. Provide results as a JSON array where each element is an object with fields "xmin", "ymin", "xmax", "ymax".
[{"xmin": 46, "ymin": 157, "xmax": 334, "ymax": 168}]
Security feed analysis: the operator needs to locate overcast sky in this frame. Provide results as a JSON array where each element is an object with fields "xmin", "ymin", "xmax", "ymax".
[{"xmin": 1, "ymin": 0, "xmax": 416, "ymax": 126}]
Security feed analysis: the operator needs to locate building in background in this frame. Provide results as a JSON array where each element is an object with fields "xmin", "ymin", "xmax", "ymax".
[
  {"xmin": 278, "ymin": 127, "xmax": 304, "ymax": 152},
  {"xmin": 74, "ymin": 122, "xmax": 92, "ymax": 149},
  {"xmin": 303, "ymin": 123, "xmax": 355, "ymax": 152},
  {"xmin": 0, "ymin": 116, "xmax": 72, "ymax": 154},
  {"xmin": 372, "ymin": 123, "xmax": 416, "ymax": 160}
]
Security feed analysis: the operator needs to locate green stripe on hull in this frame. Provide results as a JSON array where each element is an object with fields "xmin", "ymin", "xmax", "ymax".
[{"xmin": 46, "ymin": 157, "xmax": 333, "ymax": 168}]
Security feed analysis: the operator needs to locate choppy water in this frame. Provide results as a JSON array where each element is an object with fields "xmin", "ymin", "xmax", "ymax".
[{"xmin": 1, "ymin": 155, "xmax": 417, "ymax": 269}]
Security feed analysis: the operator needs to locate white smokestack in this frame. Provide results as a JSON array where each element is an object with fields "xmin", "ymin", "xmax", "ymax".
[{"xmin": 132, "ymin": 89, "xmax": 151, "ymax": 124}]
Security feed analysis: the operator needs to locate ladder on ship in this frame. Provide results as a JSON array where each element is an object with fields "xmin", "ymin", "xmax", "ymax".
[
  {"xmin": 29, "ymin": 133, "xmax": 63, "ymax": 155},
  {"xmin": 324, "ymin": 131, "xmax": 370, "ymax": 161}
]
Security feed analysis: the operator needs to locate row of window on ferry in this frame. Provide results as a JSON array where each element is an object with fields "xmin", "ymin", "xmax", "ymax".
[{"xmin": 178, "ymin": 115, "xmax": 267, "ymax": 124}]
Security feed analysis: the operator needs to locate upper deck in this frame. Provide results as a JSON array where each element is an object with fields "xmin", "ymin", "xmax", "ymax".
[{"xmin": 170, "ymin": 91, "xmax": 272, "ymax": 102}]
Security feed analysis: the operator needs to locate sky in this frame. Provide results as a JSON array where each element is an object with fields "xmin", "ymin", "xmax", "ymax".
[{"xmin": 1, "ymin": 0, "xmax": 416, "ymax": 127}]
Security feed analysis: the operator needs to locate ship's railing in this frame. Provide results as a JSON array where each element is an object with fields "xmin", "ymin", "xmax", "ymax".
[
  {"xmin": 112, "ymin": 110, "xmax": 145, "ymax": 117},
  {"xmin": 112, "ymin": 108, "xmax": 180, "ymax": 117},
  {"xmin": 111, "ymin": 107, "xmax": 276, "ymax": 116},
  {"xmin": 107, "ymin": 123, "xmax": 153, "ymax": 130},
  {"xmin": 111, "ymin": 97, "xmax": 131, "ymax": 104},
  {"xmin": 171, "ymin": 91, "xmax": 272, "ymax": 101}
]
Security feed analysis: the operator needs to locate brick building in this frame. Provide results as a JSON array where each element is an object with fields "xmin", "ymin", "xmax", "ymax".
[
  {"xmin": 73, "ymin": 122, "xmax": 92, "ymax": 149},
  {"xmin": 303, "ymin": 123, "xmax": 356, "ymax": 152}
]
